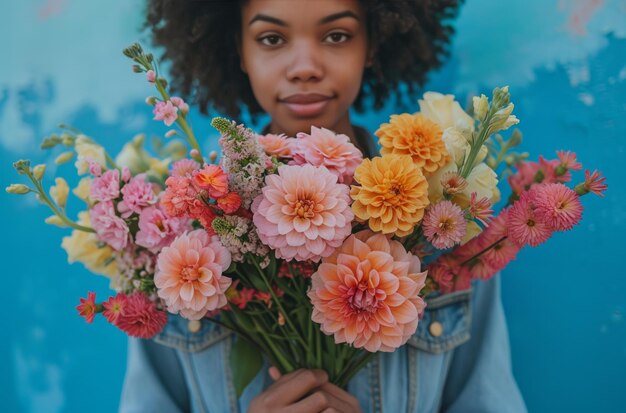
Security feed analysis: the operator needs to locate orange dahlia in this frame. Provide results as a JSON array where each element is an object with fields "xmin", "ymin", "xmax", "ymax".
[
  {"xmin": 350, "ymin": 155, "xmax": 429, "ymax": 237},
  {"xmin": 375, "ymin": 113, "xmax": 450, "ymax": 175},
  {"xmin": 308, "ymin": 230, "xmax": 427, "ymax": 352}
]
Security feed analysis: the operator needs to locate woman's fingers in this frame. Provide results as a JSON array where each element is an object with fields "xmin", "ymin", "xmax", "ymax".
[
  {"xmin": 268, "ymin": 366, "xmax": 282, "ymax": 381},
  {"xmin": 262, "ymin": 368, "xmax": 329, "ymax": 407},
  {"xmin": 319, "ymin": 382, "xmax": 362, "ymax": 412},
  {"xmin": 286, "ymin": 388, "xmax": 352, "ymax": 413}
]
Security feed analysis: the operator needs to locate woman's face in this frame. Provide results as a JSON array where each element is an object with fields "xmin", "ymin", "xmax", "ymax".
[{"xmin": 239, "ymin": 0, "xmax": 370, "ymax": 137}]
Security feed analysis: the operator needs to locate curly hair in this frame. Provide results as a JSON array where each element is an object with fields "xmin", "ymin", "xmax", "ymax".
[{"xmin": 144, "ymin": 0, "xmax": 464, "ymax": 122}]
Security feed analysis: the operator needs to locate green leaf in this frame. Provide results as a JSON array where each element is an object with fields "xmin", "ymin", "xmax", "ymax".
[{"xmin": 230, "ymin": 336, "xmax": 264, "ymax": 398}]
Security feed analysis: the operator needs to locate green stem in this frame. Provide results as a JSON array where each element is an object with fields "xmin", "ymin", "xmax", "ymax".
[
  {"xmin": 460, "ymin": 236, "xmax": 507, "ymax": 266},
  {"xmin": 31, "ymin": 176, "xmax": 95, "ymax": 232}
]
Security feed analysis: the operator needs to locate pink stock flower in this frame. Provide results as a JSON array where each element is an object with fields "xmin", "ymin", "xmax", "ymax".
[
  {"xmin": 90, "ymin": 200, "xmax": 129, "ymax": 251},
  {"xmin": 115, "ymin": 292, "xmax": 168, "ymax": 338},
  {"xmin": 290, "ymin": 126, "xmax": 363, "ymax": 184},
  {"xmin": 121, "ymin": 166, "xmax": 132, "ymax": 183},
  {"xmin": 308, "ymin": 231, "xmax": 427, "ymax": 352},
  {"xmin": 153, "ymin": 100, "xmax": 179, "ymax": 126},
  {"xmin": 171, "ymin": 159, "xmax": 200, "ymax": 177},
  {"xmin": 193, "ymin": 164, "xmax": 229, "ymax": 199},
  {"xmin": 136, "ymin": 206, "xmax": 191, "ymax": 253},
  {"xmin": 216, "ymin": 192, "xmax": 241, "ymax": 214},
  {"xmin": 76, "ymin": 291, "xmax": 98, "ymax": 323},
  {"xmin": 557, "ymin": 150, "xmax": 582, "ymax": 171},
  {"xmin": 118, "ymin": 175, "xmax": 156, "ymax": 218},
  {"xmin": 88, "ymin": 159, "xmax": 103, "ymax": 177},
  {"xmin": 257, "ymin": 133, "xmax": 294, "ymax": 158},
  {"xmin": 155, "ymin": 230, "xmax": 232, "ymax": 320},
  {"xmin": 507, "ymin": 190, "xmax": 553, "ymax": 247},
  {"xmin": 422, "ymin": 200, "xmax": 467, "ymax": 250},
  {"xmin": 170, "ymin": 97, "xmax": 189, "ymax": 116},
  {"xmin": 146, "ymin": 70, "xmax": 156, "ymax": 83},
  {"xmin": 90, "ymin": 169, "xmax": 120, "ymax": 202},
  {"xmin": 252, "ymin": 164, "xmax": 353, "ymax": 262},
  {"xmin": 468, "ymin": 192, "xmax": 493, "ymax": 225},
  {"xmin": 582, "ymin": 169, "xmax": 608, "ymax": 197},
  {"xmin": 534, "ymin": 183, "xmax": 583, "ymax": 231},
  {"xmin": 102, "ymin": 293, "xmax": 127, "ymax": 324}
]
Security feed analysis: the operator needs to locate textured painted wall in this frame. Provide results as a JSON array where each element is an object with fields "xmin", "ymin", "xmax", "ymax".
[{"xmin": 2, "ymin": 1, "xmax": 624, "ymax": 412}]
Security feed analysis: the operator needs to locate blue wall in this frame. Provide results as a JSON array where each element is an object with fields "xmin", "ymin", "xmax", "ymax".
[{"xmin": 2, "ymin": 1, "xmax": 625, "ymax": 411}]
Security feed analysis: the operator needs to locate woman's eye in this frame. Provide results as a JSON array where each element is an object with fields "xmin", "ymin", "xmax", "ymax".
[
  {"xmin": 325, "ymin": 32, "xmax": 351, "ymax": 44},
  {"xmin": 258, "ymin": 35, "xmax": 284, "ymax": 46}
]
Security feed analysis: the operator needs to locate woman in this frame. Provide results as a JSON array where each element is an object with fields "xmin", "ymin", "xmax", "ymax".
[{"xmin": 120, "ymin": 1, "xmax": 527, "ymax": 411}]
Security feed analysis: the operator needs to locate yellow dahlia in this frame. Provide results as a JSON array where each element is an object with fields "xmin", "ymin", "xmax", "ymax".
[
  {"xmin": 375, "ymin": 113, "xmax": 450, "ymax": 175},
  {"xmin": 350, "ymin": 155, "xmax": 429, "ymax": 237}
]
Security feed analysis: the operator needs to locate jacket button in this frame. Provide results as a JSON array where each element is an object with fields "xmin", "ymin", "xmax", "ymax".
[
  {"xmin": 429, "ymin": 321, "xmax": 443, "ymax": 337},
  {"xmin": 188, "ymin": 320, "xmax": 202, "ymax": 333}
]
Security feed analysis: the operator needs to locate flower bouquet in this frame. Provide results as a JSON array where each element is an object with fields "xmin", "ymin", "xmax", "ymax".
[{"xmin": 7, "ymin": 43, "xmax": 607, "ymax": 395}]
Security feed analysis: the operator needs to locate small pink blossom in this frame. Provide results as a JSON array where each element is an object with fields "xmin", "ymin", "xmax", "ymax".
[
  {"xmin": 103, "ymin": 293, "xmax": 127, "ymax": 324},
  {"xmin": 534, "ymin": 183, "xmax": 583, "ymax": 231},
  {"xmin": 193, "ymin": 164, "xmax": 229, "ymax": 199},
  {"xmin": 115, "ymin": 292, "xmax": 168, "ymax": 338},
  {"xmin": 153, "ymin": 100, "xmax": 179, "ymax": 126},
  {"xmin": 161, "ymin": 175, "xmax": 199, "ymax": 218},
  {"xmin": 507, "ymin": 190, "xmax": 553, "ymax": 247},
  {"xmin": 146, "ymin": 70, "xmax": 156, "ymax": 83},
  {"xmin": 556, "ymin": 150, "xmax": 582, "ymax": 171},
  {"xmin": 90, "ymin": 169, "xmax": 120, "ymax": 202},
  {"xmin": 423, "ymin": 200, "xmax": 467, "ymax": 249},
  {"xmin": 118, "ymin": 175, "xmax": 156, "ymax": 218},
  {"xmin": 90, "ymin": 200, "xmax": 129, "ymax": 250},
  {"xmin": 76, "ymin": 291, "xmax": 98, "ymax": 323},
  {"xmin": 290, "ymin": 126, "xmax": 363, "ymax": 184},
  {"xmin": 88, "ymin": 159, "xmax": 102, "ymax": 177},
  {"xmin": 170, "ymin": 97, "xmax": 189, "ymax": 116},
  {"xmin": 468, "ymin": 192, "xmax": 493, "ymax": 225},
  {"xmin": 121, "ymin": 166, "xmax": 132, "ymax": 183},
  {"xmin": 216, "ymin": 192, "xmax": 241, "ymax": 214},
  {"xmin": 581, "ymin": 169, "xmax": 608, "ymax": 197}
]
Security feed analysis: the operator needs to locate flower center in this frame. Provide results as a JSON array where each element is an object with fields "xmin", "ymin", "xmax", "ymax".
[
  {"xmin": 295, "ymin": 199, "xmax": 315, "ymax": 219},
  {"xmin": 181, "ymin": 266, "xmax": 198, "ymax": 282},
  {"xmin": 347, "ymin": 283, "xmax": 380, "ymax": 312}
]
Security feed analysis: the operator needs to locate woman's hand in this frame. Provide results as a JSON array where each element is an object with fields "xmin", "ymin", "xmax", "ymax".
[{"xmin": 247, "ymin": 367, "xmax": 362, "ymax": 413}]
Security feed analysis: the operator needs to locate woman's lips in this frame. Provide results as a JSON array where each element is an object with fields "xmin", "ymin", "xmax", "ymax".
[{"xmin": 280, "ymin": 95, "xmax": 332, "ymax": 118}]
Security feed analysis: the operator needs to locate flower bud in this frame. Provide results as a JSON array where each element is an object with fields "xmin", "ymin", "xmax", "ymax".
[
  {"xmin": 145, "ymin": 96, "xmax": 157, "ymax": 106},
  {"xmin": 33, "ymin": 164, "xmax": 46, "ymax": 180},
  {"xmin": 165, "ymin": 130, "xmax": 178, "ymax": 138},
  {"xmin": 55, "ymin": 151, "xmax": 75, "ymax": 165},
  {"xmin": 5, "ymin": 184, "xmax": 30, "ymax": 194},
  {"xmin": 209, "ymin": 151, "xmax": 218, "ymax": 163},
  {"xmin": 190, "ymin": 149, "xmax": 200, "ymax": 159},
  {"xmin": 473, "ymin": 94, "xmax": 489, "ymax": 122},
  {"xmin": 158, "ymin": 78, "xmax": 168, "ymax": 88},
  {"xmin": 45, "ymin": 215, "xmax": 67, "ymax": 228},
  {"xmin": 50, "ymin": 177, "xmax": 70, "ymax": 208},
  {"xmin": 132, "ymin": 64, "xmax": 142, "ymax": 73}
]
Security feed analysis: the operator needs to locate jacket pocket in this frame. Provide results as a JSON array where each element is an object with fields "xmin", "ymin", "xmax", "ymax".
[
  {"xmin": 152, "ymin": 314, "xmax": 232, "ymax": 353},
  {"xmin": 406, "ymin": 288, "xmax": 472, "ymax": 354}
]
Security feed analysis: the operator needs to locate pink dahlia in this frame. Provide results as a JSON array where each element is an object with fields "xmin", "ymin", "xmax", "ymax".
[
  {"xmin": 252, "ymin": 164, "xmax": 353, "ymax": 262},
  {"xmin": 308, "ymin": 230, "xmax": 427, "ymax": 352},
  {"xmin": 507, "ymin": 190, "xmax": 553, "ymax": 247},
  {"xmin": 534, "ymin": 183, "xmax": 583, "ymax": 231},
  {"xmin": 115, "ymin": 292, "xmax": 168, "ymax": 338},
  {"xmin": 422, "ymin": 200, "xmax": 467, "ymax": 249},
  {"xmin": 257, "ymin": 133, "xmax": 294, "ymax": 158},
  {"xmin": 290, "ymin": 126, "xmax": 363, "ymax": 184},
  {"xmin": 155, "ymin": 229, "xmax": 232, "ymax": 320},
  {"xmin": 90, "ymin": 200, "xmax": 129, "ymax": 251}
]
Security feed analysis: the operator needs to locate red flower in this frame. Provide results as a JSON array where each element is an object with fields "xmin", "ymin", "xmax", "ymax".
[{"xmin": 76, "ymin": 292, "xmax": 98, "ymax": 324}]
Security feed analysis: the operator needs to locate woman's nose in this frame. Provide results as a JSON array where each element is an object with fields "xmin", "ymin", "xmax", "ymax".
[{"xmin": 285, "ymin": 41, "xmax": 324, "ymax": 82}]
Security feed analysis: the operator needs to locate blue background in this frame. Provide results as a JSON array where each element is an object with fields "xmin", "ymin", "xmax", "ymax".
[{"xmin": 2, "ymin": 1, "xmax": 625, "ymax": 412}]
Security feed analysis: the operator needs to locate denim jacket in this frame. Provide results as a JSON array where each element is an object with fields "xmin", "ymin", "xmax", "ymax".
[{"xmin": 119, "ymin": 274, "xmax": 527, "ymax": 412}]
